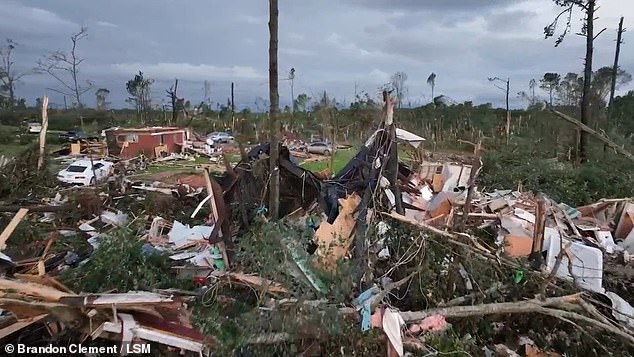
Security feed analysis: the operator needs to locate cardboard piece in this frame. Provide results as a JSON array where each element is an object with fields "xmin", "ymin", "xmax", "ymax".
[
  {"xmin": 432, "ymin": 172, "xmax": 443, "ymax": 193},
  {"xmin": 315, "ymin": 193, "xmax": 361, "ymax": 268},
  {"xmin": 70, "ymin": 143, "xmax": 81, "ymax": 155},
  {"xmin": 504, "ymin": 235, "xmax": 534, "ymax": 257},
  {"xmin": 428, "ymin": 192, "xmax": 452, "ymax": 218}
]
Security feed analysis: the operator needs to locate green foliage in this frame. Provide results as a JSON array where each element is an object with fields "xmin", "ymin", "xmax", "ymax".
[
  {"xmin": 481, "ymin": 149, "xmax": 634, "ymax": 206},
  {"xmin": 300, "ymin": 147, "xmax": 357, "ymax": 173},
  {"xmin": 0, "ymin": 126, "xmax": 16, "ymax": 144},
  {"xmin": 613, "ymin": 90, "xmax": 634, "ymax": 137},
  {"xmin": 0, "ymin": 143, "xmax": 56, "ymax": 198},
  {"xmin": 60, "ymin": 227, "xmax": 185, "ymax": 293}
]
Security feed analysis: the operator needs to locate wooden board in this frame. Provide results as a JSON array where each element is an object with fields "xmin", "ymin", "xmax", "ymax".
[
  {"xmin": 0, "ymin": 314, "xmax": 48, "ymax": 339},
  {"xmin": 0, "ymin": 208, "xmax": 29, "ymax": 250}
]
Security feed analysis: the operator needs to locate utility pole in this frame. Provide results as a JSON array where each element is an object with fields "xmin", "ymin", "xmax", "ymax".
[
  {"xmin": 289, "ymin": 68, "xmax": 295, "ymax": 114},
  {"xmin": 488, "ymin": 76, "xmax": 511, "ymax": 144},
  {"xmin": 231, "ymin": 82, "xmax": 235, "ymax": 133},
  {"xmin": 268, "ymin": 0, "xmax": 280, "ymax": 220},
  {"xmin": 607, "ymin": 16, "xmax": 625, "ymax": 124}
]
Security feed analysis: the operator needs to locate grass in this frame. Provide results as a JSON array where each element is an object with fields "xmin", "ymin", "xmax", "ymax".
[
  {"xmin": 0, "ymin": 123, "xmax": 64, "ymax": 157},
  {"xmin": 300, "ymin": 147, "xmax": 357, "ymax": 173},
  {"xmin": 0, "ymin": 143, "xmax": 29, "ymax": 157}
]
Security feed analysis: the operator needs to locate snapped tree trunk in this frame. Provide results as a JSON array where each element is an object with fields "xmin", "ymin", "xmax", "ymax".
[
  {"xmin": 171, "ymin": 79, "xmax": 179, "ymax": 125},
  {"xmin": 579, "ymin": 0, "xmax": 595, "ymax": 164},
  {"xmin": 268, "ymin": 0, "xmax": 280, "ymax": 220},
  {"xmin": 37, "ymin": 96, "xmax": 49, "ymax": 171},
  {"xmin": 607, "ymin": 16, "xmax": 624, "ymax": 124}
]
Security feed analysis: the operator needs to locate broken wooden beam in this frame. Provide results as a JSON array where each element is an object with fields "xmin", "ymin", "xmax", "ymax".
[
  {"xmin": 0, "ymin": 208, "xmax": 29, "ymax": 251},
  {"xmin": 530, "ymin": 193, "xmax": 547, "ymax": 266},
  {"xmin": 226, "ymin": 272, "xmax": 288, "ymax": 294}
]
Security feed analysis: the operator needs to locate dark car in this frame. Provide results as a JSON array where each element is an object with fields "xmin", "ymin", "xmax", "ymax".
[{"xmin": 59, "ymin": 130, "xmax": 98, "ymax": 142}]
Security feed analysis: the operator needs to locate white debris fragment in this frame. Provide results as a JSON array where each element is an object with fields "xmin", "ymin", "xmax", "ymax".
[
  {"xmin": 100, "ymin": 211, "xmax": 128, "ymax": 227},
  {"xmin": 168, "ymin": 221, "xmax": 213, "ymax": 249}
]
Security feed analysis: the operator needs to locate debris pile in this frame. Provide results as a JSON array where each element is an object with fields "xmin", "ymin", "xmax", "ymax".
[{"xmin": 1, "ymin": 93, "xmax": 634, "ymax": 356}]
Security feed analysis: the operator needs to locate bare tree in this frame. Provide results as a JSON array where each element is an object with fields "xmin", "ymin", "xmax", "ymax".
[
  {"xmin": 427, "ymin": 72, "xmax": 436, "ymax": 105},
  {"xmin": 488, "ymin": 76, "xmax": 511, "ymax": 143},
  {"xmin": 268, "ymin": 0, "xmax": 280, "ymax": 220},
  {"xmin": 545, "ymin": 0, "xmax": 605, "ymax": 163},
  {"xmin": 165, "ymin": 79, "xmax": 179, "ymax": 125},
  {"xmin": 0, "ymin": 39, "xmax": 31, "ymax": 109},
  {"xmin": 390, "ymin": 71, "xmax": 408, "ymax": 108},
  {"xmin": 36, "ymin": 27, "xmax": 93, "ymax": 108}
]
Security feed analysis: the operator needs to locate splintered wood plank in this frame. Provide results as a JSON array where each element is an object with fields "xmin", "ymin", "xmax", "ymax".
[
  {"xmin": 0, "ymin": 314, "xmax": 48, "ymax": 339},
  {"xmin": 0, "ymin": 208, "xmax": 29, "ymax": 251}
]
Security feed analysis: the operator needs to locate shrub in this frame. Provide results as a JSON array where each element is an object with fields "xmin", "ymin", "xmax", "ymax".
[
  {"xmin": 480, "ymin": 150, "xmax": 634, "ymax": 205},
  {"xmin": 59, "ymin": 227, "xmax": 186, "ymax": 293}
]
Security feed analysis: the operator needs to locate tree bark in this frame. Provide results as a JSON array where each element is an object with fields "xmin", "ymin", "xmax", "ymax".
[
  {"xmin": 268, "ymin": 0, "xmax": 280, "ymax": 220},
  {"xmin": 579, "ymin": 0, "xmax": 595, "ymax": 164},
  {"xmin": 37, "ymin": 96, "xmax": 49, "ymax": 171}
]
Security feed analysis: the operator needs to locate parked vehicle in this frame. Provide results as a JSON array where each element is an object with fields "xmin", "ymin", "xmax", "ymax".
[
  {"xmin": 305, "ymin": 142, "xmax": 333, "ymax": 156},
  {"xmin": 206, "ymin": 132, "xmax": 234, "ymax": 145},
  {"xmin": 59, "ymin": 130, "xmax": 99, "ymax": 142},
  {"xmin": 57, "ymin": 159, "xmax": 113, "ymax": 186},
  {"xmin": 27, "ymin": 123, "xmax": 42, "ymax": 134}
]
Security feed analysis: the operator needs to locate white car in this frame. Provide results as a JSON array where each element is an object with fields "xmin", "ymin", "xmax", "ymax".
[
  {"xmin": 206, "ymin": 132, "xmax": 234, "ymax": 145},
  {"xmin": 27, "ymin": 123, "xmax": 42, "ymax": 134},
  {"xmin": 57, "ymin": 159, "xmax": 113, "ymax": 186}
]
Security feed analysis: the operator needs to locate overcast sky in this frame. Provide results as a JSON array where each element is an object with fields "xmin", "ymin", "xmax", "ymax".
[{"xmin": 1, "ymin": 0, "xmax": 633, "ymax": 110}]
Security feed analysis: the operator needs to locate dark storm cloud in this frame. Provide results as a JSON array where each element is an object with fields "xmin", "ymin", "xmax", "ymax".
[
  {"xmin": 343, "ymin": 0, "xmax": 512, "ymax": 12},
  {"xmin": 0, "ymin": 0, "xmax": 631, "ymax": 109}
]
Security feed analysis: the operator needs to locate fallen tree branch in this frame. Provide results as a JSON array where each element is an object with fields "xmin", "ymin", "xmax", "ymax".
[
  {"xmin": 383, "ymin": 211, "xmax": 519, "ymax": 268},
  {"xmin": 400, "ymin": 294, "xmax": 582, "ymax": 321},
  {"xmin": 551, "ymin": 110, "xmax": 634, "ymax": 162},
  {"xmin": 441, "ymin": 282, "xmax": 507, "ymax": 307},
  {"xmin": 400, "ymin": 293, "xmax": 634, "ymax": 346},
  {"xmin": 370, "ymin": 270, "xmax": 418, "ymax": 310}
]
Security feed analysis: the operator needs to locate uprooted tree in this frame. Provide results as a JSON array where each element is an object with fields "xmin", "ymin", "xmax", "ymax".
[{"xmin": 36, "ymin": 27, "xmax": 93, "ymax": 109}]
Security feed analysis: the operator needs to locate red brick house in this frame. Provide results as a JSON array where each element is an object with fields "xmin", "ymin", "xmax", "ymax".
[{"xmin": 104, "ymin": 127, "xmax": 187, "ymax": 159}]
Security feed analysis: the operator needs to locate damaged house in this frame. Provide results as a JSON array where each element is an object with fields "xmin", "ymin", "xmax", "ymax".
[{"xmin": 104, "ymin": 127, "xmax": 187, "ymax": 159}]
